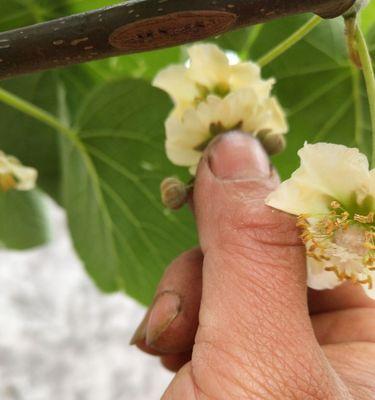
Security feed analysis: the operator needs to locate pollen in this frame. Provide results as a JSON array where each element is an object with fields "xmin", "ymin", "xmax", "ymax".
[
  {"xmin": 297, "ymin": 202, "xmax": 375, "ymax": 289},
  {"xmin": 354, "ymin": 212, "xmax": 375, "ymax": 224}
]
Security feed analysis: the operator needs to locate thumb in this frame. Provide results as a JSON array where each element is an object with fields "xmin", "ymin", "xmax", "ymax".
[{"xmin": 192, "ymin": 132, "xmax": 348, "ymax": 398}]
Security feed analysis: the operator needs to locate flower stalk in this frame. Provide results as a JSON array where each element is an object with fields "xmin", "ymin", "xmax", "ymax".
[
  {"xmin": 345, "ymin": 16, "xmax": 362, "ymax": 68},
  {"xmin": 257, "ymin": 15, "xmax": 322, "ymax": 67},
  {"xmin": 354, "ymin": 24, "xmax": 375, "ymax": 167}
]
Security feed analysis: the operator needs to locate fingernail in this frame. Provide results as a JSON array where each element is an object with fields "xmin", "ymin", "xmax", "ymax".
[
  {"xmin": 145, "ymin": 291, "xmax": 181, "ymax": 347},
  {"xmin": 129, "ymin": 310, "xmax": 149, "ymax": 345},
  {"xmin": 207, "ymin": 131, "xmax": 270, "ymax": 180}
]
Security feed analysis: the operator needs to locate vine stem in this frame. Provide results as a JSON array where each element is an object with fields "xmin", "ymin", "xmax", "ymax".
[
  {"xmin": 351, "ymin": 66, "xmax": 365, "ymax": 153},
  {"xmin": 0, "ymin": 86, "xmax": 75, "ymax": 138},
  {"xmin": 0, "ymin": 14, "xmax": 323, "ymax": 138},
  {"xmin": 257, "ymin": 15, "xmax": 322, "ymax": 67},
  {"xmin": 0, "ymin": 0, "xmax": 354, "ymax": 80},
  {"xmin": 355, "ymin": 24, "xmax": 375, "ymax": 167},
  {"xmin": 240, "ymin": 24, "xmax": 264, "ymax": 60}
]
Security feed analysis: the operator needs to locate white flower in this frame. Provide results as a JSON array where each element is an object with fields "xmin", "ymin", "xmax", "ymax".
[
  {"xmin": 166, "ymin": 89, "xmax": 287, "ymax": 174},
  {"xmin": 153, "ymin": 43, "xmax": 274, "ymax": 116},
  {"xmin": 154, "ymin": 43, "xmax": 288, "ymax": 174},
  {"xmin": 266, "ymin": 143, "xmax": 375, "ymax": 297},
  {"xmin": 0, "ymin": 150, "xmax": 37, "ymax": 191}
]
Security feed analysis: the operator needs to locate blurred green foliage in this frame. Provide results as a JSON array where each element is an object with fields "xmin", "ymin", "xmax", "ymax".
[{"xmin": 0, "ymin": 0, "xmax": 374, "ymax": 304}]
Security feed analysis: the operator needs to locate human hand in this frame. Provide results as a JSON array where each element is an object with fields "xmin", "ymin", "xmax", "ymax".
[{"xmin": 131, "ymin": 132, "xmax": 375, "ymax": 399}]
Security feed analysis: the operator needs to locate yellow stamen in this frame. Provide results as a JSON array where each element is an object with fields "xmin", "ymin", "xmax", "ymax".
[
  {"xmin": 364, "ymin": 242, "xmax": 375, "ymax": 250},
  {"xmin": 331, "ymin": 201, "xmax": 341, "ymax": 209},
  {"xmin": 0, "ymin": 174, "xmax": 17, "ymax": 191},
  {"xmin": 354, "ymin": 212, "xmax": 375, "ymax": 224}
]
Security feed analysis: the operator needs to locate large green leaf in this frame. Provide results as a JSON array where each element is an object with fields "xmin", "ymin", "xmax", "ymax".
[
  {"xmin": 61, "ymin": 79, "xmax": 196, "ymax": 303},
  {"xmin": 0, "ymin": 0, "xmax": 71, "ymax": 30},
  {"xmin": 0, "ymin": 189, "xmax": 50, "ymax": 250},
  {"xmin": 0, "ymin": 73, "xmax": 62, "ymax": 200},
  {"xmin": 362, "ymin": 0, "xmax": 375, "ymax": 33},
  {"xmin": 249, "ymin": 15, "xmax": 374, "ymax": 180}
]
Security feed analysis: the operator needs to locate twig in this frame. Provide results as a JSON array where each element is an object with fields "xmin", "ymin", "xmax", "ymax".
[{"xmin": 0, "ymin": 0, "xmax": 355, "ymax": 80}]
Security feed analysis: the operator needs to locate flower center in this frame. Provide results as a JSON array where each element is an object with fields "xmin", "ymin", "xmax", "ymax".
[
  {"xmin": 193, "ymin": 82, "xmax": 230, "ymax": 106},
  {"xmin": 298, "ymin": 202, "xmax": 375, "ymax": 288},
  {"xmin": 0, "ymin": 173, "xmax": 17, "ymax": 191},
  {"xmin": 333, "ymin": 226, "xmax": 367, "ymax": 256}
]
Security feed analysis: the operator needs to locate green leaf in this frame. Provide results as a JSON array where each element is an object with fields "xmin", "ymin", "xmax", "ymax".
[
  {"xmin": 0, "ymin": 189, "xmax": 50, "ymax": 250},
  {"xmin": 86, "ymin": 47, "xmax": 183, "ymax": 82},
  {"xmin": 249, "ymin": 15, "xmax": 373, "ymax": 180},
  {"xmin": 213, "ymin": 26, "xmax": 255, "ymax": 55},
  {"xmin": 61, "ymin": 79, "xmax": 196, "ymax": 304},
  {"xmin": 0, "ymin": 73, "xmax": 62, "ymax": 201},
  {"xmin": 361, "ymin": 0, "xmax": 375, "ymax": 33},
  {"xmin": 68, "ymin": 0, "xmax": 122, "ymax": 14},
  {"xmin": 0, "ymin": 0, "xmax": 70, "ymax": 30}
]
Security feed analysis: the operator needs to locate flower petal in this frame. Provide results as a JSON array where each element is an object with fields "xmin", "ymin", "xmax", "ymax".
[
  {"xmin": 369, "ymin": 169, "xmax": 375, "ymax": 199},
  {"xmin": 363, "ymin": 278, "xmax": 375, "ymax": 299},
  {"xmin": 266, "ymin": 172, "xmax": 331, "ymax": 215},
  {"xmin": 14, "ymin": 166, "xmax": 38, "ymax": 190},
  {"xmin": 165, "ymin": 141, "xmax": 202, "ymax": 167},
  {"xmin": 298, "ymin": 143, "xmax": 370, "ymax": 206},
  {"xmin": 307, "ymin": 258, "xmax": 341, "ymax": 290},
  {"xmin": 261, "ymin": 98, "xmax": 289, "ymax": 135},
  {"xmin": 189, "ymin": 164, "xmax": 198, "ymax": 175},
  {"xmin": 229, "ymin": 63, "xmax": 274, "ymax": 98},
  {"xmin": 266, "ymin": 143, "xmax": 371, "ymax": 215},
  {"xmin": 165, "ymin": 112, "xmax": 206, "ymax": 147},
  {"xmin": 153, "ymin": 65, "xmax": 199, "ymax": 110},
  {"xmin": 187, "ymin": 44, "xmax": 230, "ymax": 89}
]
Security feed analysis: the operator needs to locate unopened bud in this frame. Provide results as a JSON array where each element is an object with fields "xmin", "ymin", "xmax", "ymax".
[
  {"xmin": 258, "ymin": 131, "xmax": 286, "ymax": 156},
  {"xmin": 160, "ymin": 177, "xmax": 189, "ymax": 210}
]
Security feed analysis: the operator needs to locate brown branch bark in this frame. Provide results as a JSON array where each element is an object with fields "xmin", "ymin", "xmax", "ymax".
[{"xmin": 0, "ymin": 0, "xmax": 355, "ymax": 80}]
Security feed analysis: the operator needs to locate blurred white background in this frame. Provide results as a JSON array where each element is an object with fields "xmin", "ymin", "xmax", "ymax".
[{"xmin": 0, "ymin": 200, "xmax": 172, "ymax": 400}]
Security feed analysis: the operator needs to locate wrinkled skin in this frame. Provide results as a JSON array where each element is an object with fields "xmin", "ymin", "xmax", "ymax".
[{"xmin": 132, "ymin": 132, "xmax": 375, "ymax": 400}]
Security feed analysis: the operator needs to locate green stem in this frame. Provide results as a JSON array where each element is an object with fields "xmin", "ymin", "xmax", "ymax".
[
  {"xmin": 240, "ymin": 24, "xmax": 264, "ymax": 60},
  {"xmin": 0, "ymin": 86, "xmax": 75, "ymax": 138},
  {"xmin": 257, "ymin": 15, "xmax": 321, "ymax": 67},
  {"xmin": 355, "ymin": 25, "xmax": 375, "ymax": 167},
  {"xmin": 351, "ymin": 66, "xmax": 365, "ymax": 153}
]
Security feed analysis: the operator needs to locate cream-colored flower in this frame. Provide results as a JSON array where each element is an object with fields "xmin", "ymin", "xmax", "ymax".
[
  {"xmin": 153, "ymin": 43, "xmax": 274, "ymax": 116},
  {"xmin": 166, "ymin": 89, "xmax": 287, "ymax": 174},
  {"xmin": 154, "ymin": 43, "xmax": 287, "ymax": 174},
  {"xmin": 266, "ymin": 143, "xmax": 375, "ymax": 297},
  {"xmin": 0, "ymin": 150, "xmax": 37, "ymax": 191}
]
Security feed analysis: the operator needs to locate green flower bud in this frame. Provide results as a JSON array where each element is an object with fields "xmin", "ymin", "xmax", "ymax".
[{"xmin": 258, "ymin": 131, "xmax": 286, "ymax": 156}]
